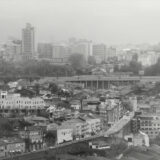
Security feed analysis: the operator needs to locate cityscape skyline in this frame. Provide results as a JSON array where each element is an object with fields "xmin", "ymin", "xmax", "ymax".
[
  {"xmin": 1, "ymin": 1, "xmax": 160, "ymax": 159},
  {"xmin": 1, "ymin": 0, "xmax": 160, "ymax": 45}
]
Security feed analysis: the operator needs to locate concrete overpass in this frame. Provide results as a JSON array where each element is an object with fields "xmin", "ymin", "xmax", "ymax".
[{"xmin": 48, "ymin": 75, "xmax": 160, "ymax": 89}]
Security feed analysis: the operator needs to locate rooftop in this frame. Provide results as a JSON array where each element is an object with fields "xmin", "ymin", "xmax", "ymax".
[{"xmin": 0, "ymin": 137, "xmax": 24, "ymax": 146}]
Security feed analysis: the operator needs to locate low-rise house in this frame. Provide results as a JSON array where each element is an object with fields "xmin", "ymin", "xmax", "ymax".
[
  {"xmin": 139, "ymin": 103, "xmax": 151, "ymax": 114},
  {"xmin": 124, "ymin": 131, "xmax": 149, "ymax": 147},
  {"xmin": 8, "ymin": 81, "xmax": 18, "ymax": 89},
  {"xmin": 8, "ymin": 79, "xmax": 30, "ymax": 89},
  {"xmin": 24, "ymin": 115, "xmax": 49, "ymax": 125},
  {"xmin": 56, "ymin": 127, "xmax": 73, "ymax": 144},
  {"xmin": 91, "ymin": 67, "xmax": 107, "ymax": 75},
  {"xmin": 89, "ymin": 140, "xmax": 110, "ymax": 150},
  {"xmin": 129, "ymin": 96, "xmax": 138, "ymax": 112},
  {"xmin": 0, "ymin": 137, "xmax": 25, "ymax": 158},
  {"xmin": 19, "ymin": 126, "xmax": 44, "ymax": 152},
  {"xmin": 0, "ymin": 144, "xmax": 5, "ymax": 158},
  {"xmin": 80, "ymin": 114, "xmax": 101, "ymax": 134},
  {"xmin": 47, "ymin": 123, "xmax": 59, "ymax": 131},
  {"xmin": 70, "ymin": 100, "xmax": 81, "ymax": 110},
  {"xmin": 98, "ymin": 98, "xmax": 122, "ymax": 127},
  {"xmin": 47, "ymin": 124, "xmax": 73, "ymax": 144},
  {"xmin": 83, "ymin": 97, "xmax": 100, "ymax": 112},
  {"xmin": 61, "ymin": 118, "xmax": 90, "ymax": 139},
  {"xmin": 41, "ymin": 94, "xmax": 53, "ymax": 101},
  {"xmin": 39, "ymin": 89, "xmax": 51, "ymax": 96},
  {"xmin": 51, "ymin": 108, "xmax": 72, "ymax": 120}
]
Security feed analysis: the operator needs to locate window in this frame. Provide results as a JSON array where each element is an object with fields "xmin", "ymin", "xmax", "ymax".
[{"xmin": 128, "ymin": 138, "xmax": 132, "ymax": 142}]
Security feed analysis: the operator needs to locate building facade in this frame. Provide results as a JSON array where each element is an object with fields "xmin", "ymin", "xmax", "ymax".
[
  {"xmin": 139, "ymin": 114, "xmax": 160, "ymax": 139},
  {"xmin": 61, "ymin": 119, "xmax": 89, "ymax": 139},
  {"xmin": 56, "ymin": 128, "xmax": 73, "ymax": 144},
  {"xmin": 19, "ymin": 126, "xmax": 44, "ymax": 152},
  {"xmin": 38, "ymin": 43, "xmax": 53, "ymax": 59},
  {"xmin": 0, "ymin": 91, "xmax": 45, "ymax": 114},
  {"xmin": 92, "ymin": 44, "xmax": 106, "ymax": 64},
  {"xmin": 22, "ymin": 23, "xmax": 35, "ymax": 60},
  {"xmin": 0, "ymin": 138, "xmax": 25, "ymax": 158},
  {"xmin": 1, "ymin": 39, "xmax": 22, "ymax": 62}
]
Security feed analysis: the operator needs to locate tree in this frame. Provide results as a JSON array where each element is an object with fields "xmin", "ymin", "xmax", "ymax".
[
  {"xmin": 18, "ymin": 119, "xmax": 32, "ymax": 129},
  {"xmin": 0, "ymin": 59, "xmax": 75, "ymax": 82},
  {"xmin": 88, "ymin": 56, "xmax": 96, "ymax": 65},
  {"xmin": 49, "ymin": 83, "xmax": 59, "ymax": 94},
  {"xmin": 108, "ymin": 142, "xmax": 127, "ymax": 157},
  {"xmin": 37, "ymin": 111, "xmax": 49, "ymax": 118},
  {"xmin": 57, "ymin": 100, "xmax": 71, "ymax": 109},
  {"xmin": 68, "ymin": 54, "xmax": 86, "ymax": 71},
  {"xmin": 0, "ymin": 118, "xmax": 14, "ymax": 137},
  {"xmin": 117, "ymin": 60, "xmax": 142, "ymax": 75},
  {"xmin": 122, "ymin": 101, "xmax": 133, "ymax": 112},
  {"xmin": 145, "ymin": 58, "xmax": 160, "ymax": 76},
  {"xmin": 25, "ymin": 138, "xmax": 31, "ymax": 152},
  {"xmin": 45, "ymin": 131, "xmax": 57, "ymax": 146}
]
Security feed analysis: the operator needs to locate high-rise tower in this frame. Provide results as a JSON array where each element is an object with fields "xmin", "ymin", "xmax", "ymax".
[{"xmin": 22, "ymin": 23, "xmax": 35, "ymax": 60}]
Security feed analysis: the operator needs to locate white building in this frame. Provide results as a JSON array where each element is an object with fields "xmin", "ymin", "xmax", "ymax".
[
  {"xmin": 0, "ymin": 91, "xmax": 45, "ymax": 111},
  {"xmin": 124, "ymin": 131, "xmax": 149, "ymax": 147},
  {"xmin": 61, "ymin": 116, "xmax": 101, "ymax": 139},
  {"xmin": 47, "ymin": 124, "xmax": 73, "ymax": 144},
  {"xmin": 80, "ymin": 115, "xmax": 101, "ymax": 133},
  {"xmin": 139, "ymin": 114, "xmax": 160, "ymax": 139},
  {"xmin": 138, "ymin": 51, "xmax": 159, "ymax": 66},
  {"xmin": 57, "ymin": 127, "xmax": 73, "ymax": 144},
  {"xmin": 61, "ymin": 119, "xmax": 89, "ymax": 139},
  {"xmin": 70, "ymin": 100, "xmax": 81, "ymax": 110}
]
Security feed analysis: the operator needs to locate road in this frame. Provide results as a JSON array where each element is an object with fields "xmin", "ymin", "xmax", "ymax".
[
  {"xmin": 41, "ymin": 75, "xmax": 160, "ymax": 82},
  {"xmin": 104, "ymin": 112, "xmax": 135, "ymax": 136}
]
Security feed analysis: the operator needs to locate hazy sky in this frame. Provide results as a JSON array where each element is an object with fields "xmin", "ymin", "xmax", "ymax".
[{"xmin": 0, "ymin": 0, "xmax": 160, "ymax": 45}]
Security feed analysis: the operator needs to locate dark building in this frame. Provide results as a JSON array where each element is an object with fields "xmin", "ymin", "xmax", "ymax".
[{"xmin": 131, "ymin": 118, "xmax": 140, "ymax": 133}]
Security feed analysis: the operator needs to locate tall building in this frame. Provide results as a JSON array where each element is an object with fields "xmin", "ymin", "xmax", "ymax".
[
  {"xmin": 138, "ymin": 51, "xmax": 159, "ymax": 66},
  {"xmin": 52, "ymin": 45, "xmax": 65, "ymax": 59},
  {"xmin": 52, "ymin": 44, "xmax": 70, "ymax": 63},
  {"xmin": 38, "ymin": 43, "xmax": 53, "ymax": 59},
  {"xmin": 1, "ymin": 39, "xmax": 22, "ymax": 62},
  {"xmin": 92, "ymin": 44, "xmax": 106, "ymax": 64},
  {"xmin": 69, "ymin": 38, "xmax": 92, "ymax": 61},
  {"xmin": 107, "ymin": 47, "xmax": 117, "ymax": 58},
  {"xmin": 22, "ymin": 23, "xmax": 35, "ymax": 60}
]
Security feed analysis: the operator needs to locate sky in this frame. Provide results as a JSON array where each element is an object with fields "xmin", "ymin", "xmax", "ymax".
[{"xmin": 0, "ymin": 0, "xmax": 160, "ymax": 45}]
